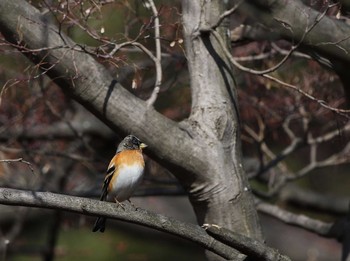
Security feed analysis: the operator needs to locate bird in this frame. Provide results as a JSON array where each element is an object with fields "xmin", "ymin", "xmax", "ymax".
[{"xmin": 92, "ymin": 135, "xmax": 147, "ymax": 232}]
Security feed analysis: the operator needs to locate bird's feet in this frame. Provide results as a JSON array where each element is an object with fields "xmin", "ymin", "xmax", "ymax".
[
  {"xmin": 114, "ymin": 197, "xmax": 125, "ymax": 210},
  {"xmin": 127, "ymin": 199, "xmax": 139, "ymax": 210}
]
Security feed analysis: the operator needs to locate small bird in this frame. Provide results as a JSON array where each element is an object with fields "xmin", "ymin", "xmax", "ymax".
[{"xmin": 92, "ymin": 135, "xmax": 147, "ymax": 232}]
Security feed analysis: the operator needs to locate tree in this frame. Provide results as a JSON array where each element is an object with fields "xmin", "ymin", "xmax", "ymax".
[{"xmin": 0, "ymin": 0, "xmax": 349, "ymax": 260}]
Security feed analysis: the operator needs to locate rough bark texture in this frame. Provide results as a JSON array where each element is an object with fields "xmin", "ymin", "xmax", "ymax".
[
  {"xmin": 181, "ymin": 1, "xmax": 263, "ymax": 259},
  {"xmin": 0, "ymin": 0, "xmax": 263, "ymax": 260}
]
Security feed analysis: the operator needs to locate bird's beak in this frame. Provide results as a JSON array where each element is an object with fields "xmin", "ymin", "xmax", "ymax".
[{"xmin": 140, "ymin": 143, "xmax": 147, "ymax": 149}]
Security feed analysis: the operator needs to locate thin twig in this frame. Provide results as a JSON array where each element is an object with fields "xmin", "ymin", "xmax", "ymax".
[
  {"xmin": 308, "ymin": 123, "xmax": 350, "ymax": 145},
  {"xmin": 0, "ymin": 158, "xmax": 35, "ymax": 174},
  {"xmin": 211, "ymin": 0, "xmax": 245, "ymax": 30},
  {"xmin": 145, "ymin": 0, "xmax": 162, "ymax": 107},
  {"xmin": 263, "ymin": 74, "xmax": 350, "ymax": 116},
  {"xmin": 210, "ymin": 6, "xmax": 350, "ymax": 117}
]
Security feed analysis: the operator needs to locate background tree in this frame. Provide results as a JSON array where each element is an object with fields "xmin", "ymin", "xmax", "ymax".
[{"xmin": 0, "ymin": 0, "xmax": 349, "ymax": 261}]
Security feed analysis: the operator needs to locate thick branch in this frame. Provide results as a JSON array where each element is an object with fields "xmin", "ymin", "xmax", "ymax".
[
  {"xmin": 0, "ymin": 188, "xmax": 236, "ymax": 259},
  {"xmin": 0, "ymin": 188, "xmax": 293, "ymax": 260},
  {"xmin": 0, "ymin": 0, "xmax": 203, "ymax": 185},
  {"xmin": 241, "ymin": 0, "xmax": 350, "ymax": 64},
  {"xmin": 204, "ymin": 225, "xmax": 291, "ymax": 261}
]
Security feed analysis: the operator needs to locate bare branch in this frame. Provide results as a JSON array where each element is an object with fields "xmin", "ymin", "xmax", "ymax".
[
  {"xmin": 210, "ymin": 4, "xmax": 350, "ymax": 118},
  {"xmin": 214, "ymin": 6, "xmax": 327, "ymax": 75},
  {"xmin": 256, "ymin": 200, "xmax": 333, "ymax": 236},
  {"xmin": 0, "ymin": 0, "xmax": 202, "ymax": 183},
  {"xmin": 281, "ymin": 185, "xmax": 350, "ymax": 215},
  {"xmin": 144, "ymin": 0, "xmax": 162, "ymax": 107},
  {"xmin": 250, "ymin": 116, "xmax": 350, "ymax": 196},
  {"xmin": 243, "ymin": 123, "xmax": 290, "ymax": 179},
  {"xmin": 211, "ymin": 0, "xmax": 245, "ymax": 30},
  {"xmin": 0, "ymin": 187, "xmax": 243, "ymax": 260},
  {"xmin": 241, "ymin": 0, "xmax": 350, "ymax": 64},
  {"xmin": 262, "ymin": 74, "xmax": 350, "ymax": 116},
  {"xmin": 203, "ymin": 224, "xmax": 291, "ymax": 261},
  {"xmin": 212, "ymin": 29, "xmax": 350, "ymax": 117},
  {"xmin": 257, "ymin": 197, "xmax": 350, "ymax": 261},
  {"xmin": 308, "ymin": 124, "xmax": 350, "ymax": 144},
  {"xmin": 0, "ymin": 158, "xmax": 35, "ymax": 174}
]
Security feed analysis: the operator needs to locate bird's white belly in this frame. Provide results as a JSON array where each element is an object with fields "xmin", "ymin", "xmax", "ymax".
[{"xmin": 108, "ymin": 164, "xmax": 144, "ymax": 202}]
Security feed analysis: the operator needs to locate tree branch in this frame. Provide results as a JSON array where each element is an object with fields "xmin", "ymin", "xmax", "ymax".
[
  {"xmin": 281, "ymin": 185, "xmax": 350, "ymax": 215},
  {"xmin": 0, "ymin": 187, "xmax": 295, "ymax": 261},
  {"xmin": 0, "ymin": 187, "xmax": 237, "ymax": 260},
  {"xmin": 238, "ymin": 0, "xmax": 350, "ymax": 102},
  {"xmin": 241, "ymin": 0, "xmax": 350, "ymax": 64},
  {"xmin": 0, "ymin": 0, "xmax": 202, "ymax": 184},
  {"xmin": 144, "ymin": 0, "xmax": 162, "ymax": 107},
  {"xmin": 0, "ymin": 158, "xmax": 35, "ymax": 175},
  {"xmin": 212, "ymin": 29, "xmax": 350, "ymax": 116},
  {"xmin": 256, "ymin": 200, "xmax": 333, "ymax": 236},
  {"xmin": 257, "ymin": 199, "xmax": 350, "ymax": 261},
  {"xmin": 203, "ymin": 224, "xmax": 291, "ymax": 261}
]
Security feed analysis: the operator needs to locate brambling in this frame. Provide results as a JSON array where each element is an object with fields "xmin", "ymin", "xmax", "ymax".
[{"xmin": 92, "ymin": 135, "xmax": 147, "ymax": 233}]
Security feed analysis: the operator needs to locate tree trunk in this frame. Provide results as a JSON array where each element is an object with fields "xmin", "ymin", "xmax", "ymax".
[{"xmin": 181, "ymin": 0, "xmax": 263, "ymax": 259}]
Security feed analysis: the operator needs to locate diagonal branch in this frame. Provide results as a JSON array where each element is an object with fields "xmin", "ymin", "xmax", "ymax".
[{"xmin": 0, "ymin": 0, "xmax": 201, "ymax": 182}]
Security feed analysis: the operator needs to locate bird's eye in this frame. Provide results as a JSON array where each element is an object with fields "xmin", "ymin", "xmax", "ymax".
[{"xmin": 132, "ymin": 137, "xmax": 140, "ymax": 145}]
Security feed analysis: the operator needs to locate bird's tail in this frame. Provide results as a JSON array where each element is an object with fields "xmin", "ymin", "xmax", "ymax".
[{"xmin": 92, "ymin": 217, "xmax": 106, "ymax": 232}]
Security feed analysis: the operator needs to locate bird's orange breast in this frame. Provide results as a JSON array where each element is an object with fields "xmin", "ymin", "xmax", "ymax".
[
  {"xmin": 107, "ymin": 149, "xmax": 145, "ymax": 201},
  {"xmin": 114, "ymin": 149, "xmax": 145, "ymax": 167}
]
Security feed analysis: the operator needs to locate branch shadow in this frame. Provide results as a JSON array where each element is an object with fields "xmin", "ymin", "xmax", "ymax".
[
  {"xmin": 201, "ymin": 32, "xmax": 240, "ymax": 123},
  {"xmin": 103, "ymin": 79, "xmax": 118, "ymax": 116}
]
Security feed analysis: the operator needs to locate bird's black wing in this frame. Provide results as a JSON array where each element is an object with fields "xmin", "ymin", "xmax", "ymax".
[{"xmin": 99, "ymin": 165, "xmax": 115, "ymax": 201}]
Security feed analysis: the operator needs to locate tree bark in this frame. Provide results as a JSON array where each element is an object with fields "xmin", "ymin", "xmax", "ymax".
[{"xmin": 181, "ymin": 1, "xmax": 263, "ymax": 259}]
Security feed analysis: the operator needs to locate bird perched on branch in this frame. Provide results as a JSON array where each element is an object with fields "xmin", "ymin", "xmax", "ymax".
[{"xmin": 92, "ymin": 135, "xmax": 147, "ymax": 232}]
